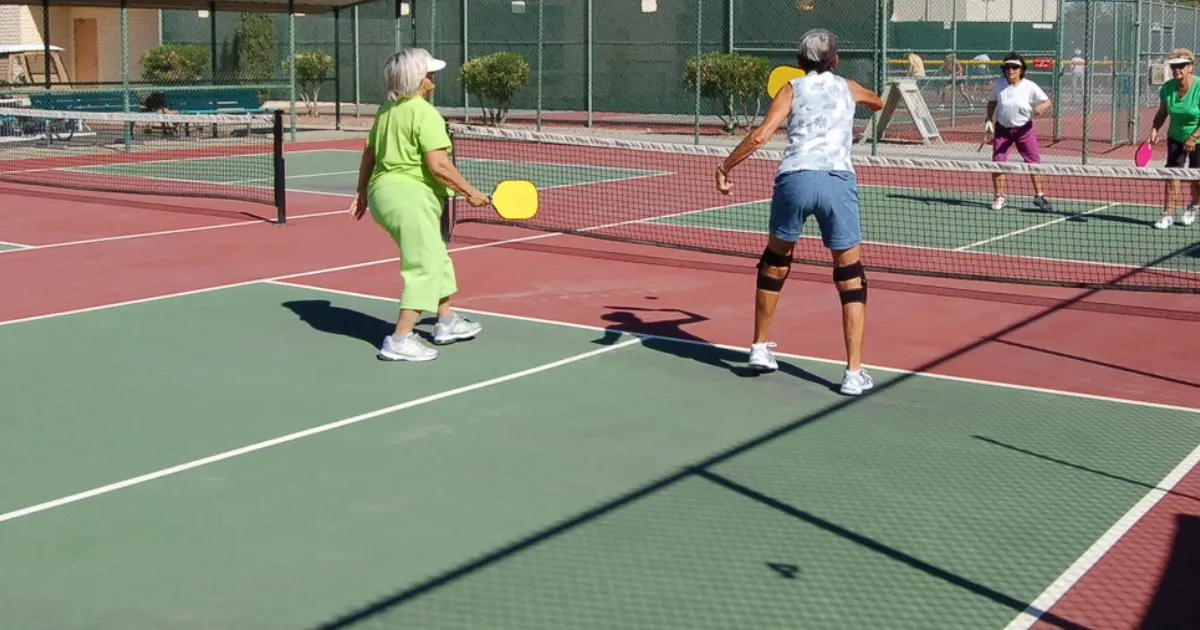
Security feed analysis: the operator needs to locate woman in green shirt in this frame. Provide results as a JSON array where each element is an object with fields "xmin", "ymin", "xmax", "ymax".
[
  {"xmin": 350, "ymin": 48, "xmax": 492, "ymax": 362},
  {"xmin": 1147, "ymin": 48, "xmax": 1200, "ymax": 230}
]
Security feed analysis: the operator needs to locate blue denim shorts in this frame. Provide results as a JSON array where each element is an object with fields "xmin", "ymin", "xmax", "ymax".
[{"xmin": 768, "ymin": 169, "xmax": 863, "ymax": 251}]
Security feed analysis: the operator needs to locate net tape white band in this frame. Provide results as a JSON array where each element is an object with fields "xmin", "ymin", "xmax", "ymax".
[
  {"xmin": 0, "ymin": 106, "xmax": 278, "ymax": 127},
  {"xmin": 448, "ymin": 123, "xmax": 1200, "ymax": 182}
]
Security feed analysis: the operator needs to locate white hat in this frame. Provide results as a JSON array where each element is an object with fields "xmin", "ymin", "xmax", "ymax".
[
  {"xmin": 1166, "ymin": 48, "xmax": 1195, "ymax": 65},
  {"xmin": 428, "ymin": 57, "xmax": 447, "ymax": 73}
]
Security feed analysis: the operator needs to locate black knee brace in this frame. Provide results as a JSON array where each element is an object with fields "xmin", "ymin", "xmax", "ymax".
[
  {"xmin": 833, "ymin": 261, "xmax": 867, "ymax": 305},
  {"xmin": 757, "ymin": 247, "xmax": 793, "ymax": 292}
]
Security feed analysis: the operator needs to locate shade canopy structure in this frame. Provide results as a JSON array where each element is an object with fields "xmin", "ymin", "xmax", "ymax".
[
  {"xmin": 7, "ymin": 0, "xmax": 420, "ymax": 138},
  {"xmin": 1, "ymin": 0, "xmax": 374, "ymax": 15}
]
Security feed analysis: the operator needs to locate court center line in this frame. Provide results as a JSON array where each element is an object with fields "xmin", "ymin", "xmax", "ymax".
[
  {"xmin": 269, "ymin": 280, "xmax": 1200, "ymax": 415},
  {"xmin": 0, "ymin": 208, "xmax": 347, "ymax": 255},
  {"xmin": 953, "ymin": 204, "xmax": 1115, "ymax": 252},
  {"xmin": 1001, "ymin": 439, "xmax": 1200, "ymax": 630},
  {"xmin": 0, "ymin": 336, "xmax": 644, "ymax": 526}
]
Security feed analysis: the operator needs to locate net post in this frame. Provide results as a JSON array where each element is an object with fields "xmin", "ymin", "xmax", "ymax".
[
  {"xmin": 42, "ymin": 0, "xmax": 50, "ymax": 92},
  {"xmin": 694, "ymin": 0, "xmax": 702, "ymax": 145},
  {"xmin": 463, "ymin": 0, "xmax": 470, "ymax": 122},
  {"xmin": 585, "ymin": 0, "xmax": 592, "ymax": 127},
  {"xmin": 1053, "ymin": 0, "xmax": 1066, "ymax": 142},
  {"xmin": 334, "ymin": 7, "xmax": 342, "ymax": 131},
  {"xmin": 288, "ymin": 0, "xmax": 297, "ymax": 141},
  {"xmin": 273, "ymin": 109, "xmax": 288, "ymax": 225},
  {"xmin": 536, "ymin": 0, "xmax": 544, "ymax": 132},
  {"xmin": 353, "ymin": 5, "xmax": 361, "ymax": 118},
  {"xmin": 1082, "ymin": 0, "xmax": 1094, "ymax": 165}
]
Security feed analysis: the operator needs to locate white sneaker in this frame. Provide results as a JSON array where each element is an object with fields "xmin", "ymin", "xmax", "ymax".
[
  {"xmin": 1155, "ymin": 213, "xmax": 1174, "ymax": 230},
  {"xmin": 748, "ymin": 342, "xmax": 778, "ymax": 372},
  {"xmin": 433, "ymin": 313, "xmax": 482, "ymax": 345},
  {"xmin": 378, "ymin": 333, "xmax": 438, "ymax": 362},
  {"xmin": 840, "ymin": 369, "xmax": 875, "ymax": 396},
  {"xmin": 1182, "ymin": 205, "xmax": 1197, "ymax": 226},
  {"xmin": 992, "ymin": 195, "xmax": 1006, "ymax": 211}
]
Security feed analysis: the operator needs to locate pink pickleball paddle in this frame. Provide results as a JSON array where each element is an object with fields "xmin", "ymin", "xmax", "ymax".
[{"xmin": 1134, "ymin": 142, "xmax": 1153, "ymax": 167}]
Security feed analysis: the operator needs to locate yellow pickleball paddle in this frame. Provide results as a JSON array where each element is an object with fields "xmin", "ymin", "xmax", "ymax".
[
  {"xmin": 490, "ymin": 179, "xmax": 539, "ymax": 221},
  {"xmin": 767, "ymin": 65, "xmax": 806, "ymax": 98}
]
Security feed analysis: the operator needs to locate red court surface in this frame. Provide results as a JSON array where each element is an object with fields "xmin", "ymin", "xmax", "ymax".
[{"xmin": 2, "ymin": 137, "xmax": 1198, "ymax": 628}]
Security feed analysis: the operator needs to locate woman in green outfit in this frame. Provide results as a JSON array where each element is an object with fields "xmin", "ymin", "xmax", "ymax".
[
  {"xmin": 1147, "ymin": 47, "xmax": 1200, "ymax": 229},
  {"xmin": 350, "ymin": 48, "xmax": 492, "ymax": 362}
]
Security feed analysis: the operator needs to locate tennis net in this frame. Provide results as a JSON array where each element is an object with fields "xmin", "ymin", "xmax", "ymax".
[
  {"xmin": 446, "ymin": 124, "xmax": 1200, "ymax": 293},
  {"xmin": 0, "ymin": 106, "xmax": 286, "ymax": 223}
]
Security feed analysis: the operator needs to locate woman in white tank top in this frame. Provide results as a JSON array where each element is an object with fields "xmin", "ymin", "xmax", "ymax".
[{"xmin": 713, "ymin": 29, "xmax": 884, "ymax": 397}]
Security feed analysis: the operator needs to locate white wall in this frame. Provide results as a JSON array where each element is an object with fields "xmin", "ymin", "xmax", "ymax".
[{"xmin": 0, "ymin": 5, "xmax": 162, "ymax": 83}]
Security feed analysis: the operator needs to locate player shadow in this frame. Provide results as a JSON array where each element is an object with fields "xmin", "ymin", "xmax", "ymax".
[
  {"xmin": 885, "ymin": 192, "xmax": 1157, "ymax": 227},
  {"xmin": 281, "ymin": 299, "xmax": 406, "ymax": 348},
  {"xmin": 973, "ymin": 435, "xmax": 1200, "ymax": 504},
  {"xmin": 1140, "ymin": 514, "xmax": 1200, "ymax": 629},
  {"xmin": 593, "ymin": 306, "xmax": 835, "ymax": 390},
  {"xmin": 886, "ymin": 192, "xmax": 993, "ymax": 211}
]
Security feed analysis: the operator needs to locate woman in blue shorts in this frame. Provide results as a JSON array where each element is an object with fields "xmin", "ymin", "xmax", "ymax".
[{"xmin": 714, "ymin": 28, "xmax": 883, "ymax": 396}]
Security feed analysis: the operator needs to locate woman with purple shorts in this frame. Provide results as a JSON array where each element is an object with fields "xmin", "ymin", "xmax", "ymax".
[{"xmin": 984, "ymin": 52, "xmax": 1054, "ymax": 212}]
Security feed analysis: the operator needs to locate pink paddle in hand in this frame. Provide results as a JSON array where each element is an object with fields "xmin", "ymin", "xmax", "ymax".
[{"xmin": 1134, "ymin": 141, "xmax": 1153, "ymax": 168}]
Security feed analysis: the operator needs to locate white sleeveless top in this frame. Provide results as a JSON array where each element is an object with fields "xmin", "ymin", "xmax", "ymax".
[{"xmin": 777, "ymin": 71, "xmax": 856, "ymax": 175}]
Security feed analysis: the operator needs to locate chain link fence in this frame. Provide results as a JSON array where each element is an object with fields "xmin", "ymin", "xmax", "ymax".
[{"xmin": 148, "ymin": 0, "xmax": 1200, "ymax": 163}]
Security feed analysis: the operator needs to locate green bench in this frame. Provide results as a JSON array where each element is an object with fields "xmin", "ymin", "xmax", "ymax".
[
  {"xmin": 28, "ymin": 90, "xmax": 136, "ymax": 112},
  {"xmin": 165, "ymin": 88, "xmax": 267, "ymax": 115},
  {"xmin": 27, "ymin": 88, "xmax": 266, "ymax": 116}
]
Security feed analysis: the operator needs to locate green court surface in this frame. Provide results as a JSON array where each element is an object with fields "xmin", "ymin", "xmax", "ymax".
[
  {"xmin": 1, "ymin": 281, "xmax": 1197, "ymax": 629},
  {"xmin": 654, "ymin": 191, "xmax": 1200, "ymax": 272},
  {"xmin": 0, "ymin": 242, "xmax": 26, "ymax": 252}
]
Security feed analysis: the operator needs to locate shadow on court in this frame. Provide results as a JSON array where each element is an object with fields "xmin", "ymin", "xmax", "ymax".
[
  {"xmin": 973, "ymin": 435, "xmax": 1200, "ymax": 504},
  {"xmin": 1141, "ymin": 514, "xmax": 1200, "ymax": 629},
  {"xmin": 594, "ymin": 305, "xmax": 836, "ymax": 391},
  {"xmin": 282, "ymin": 299, "xmax": 394, "ymax": 348},
  {"xmin": 282, "ymin": 299, "xmax": 448, "ymax": 346},
  {"xmin": 995, "ymin": 339, "xmax": 1200, "ymax": 391},
  {"xmin": 299, "ymin": 245, "xmax": 1194, "ymax": 630},
  {"xmin": 886, "ymin": 192, "xmax": 1160, "ymax": 227}
]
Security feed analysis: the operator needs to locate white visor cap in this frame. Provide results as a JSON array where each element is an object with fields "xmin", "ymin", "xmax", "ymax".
[{"xmin": 428, "ymin": 57, "xmax": 447, "ymax": 73}]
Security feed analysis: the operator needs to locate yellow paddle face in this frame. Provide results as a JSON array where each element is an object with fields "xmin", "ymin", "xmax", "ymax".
[
  {"xmin": 767, "ymin": 65, "xmax": 806, "ymax": 98},
  {"xmin": 492, "ymin": 180, "xmax": 539, "ymax": 221}
]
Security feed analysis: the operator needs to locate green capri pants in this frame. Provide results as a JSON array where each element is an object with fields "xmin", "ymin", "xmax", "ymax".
[{"xmin": 367, "ymin": 181, "xmax": 457, "ymax": 313}]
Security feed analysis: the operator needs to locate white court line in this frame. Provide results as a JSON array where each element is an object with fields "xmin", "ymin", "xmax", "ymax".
[
  {"xmin": 954, "ymin": 204, "xmax": 1116, "ymax": 252},
  {"xmin": 272, "ymin": 280, "xmax": 1200, "ymax": 415},
  {"xmin": 1002, "ymin": 441, "xmax": 1200, "ymax": 630},
  {"xmin": 0, "ymin": 336, "xmax": 643, "ymax": 525},
  {"xmin": 0, "ymin": 208, "xmax": 346, "ymax": 255}
]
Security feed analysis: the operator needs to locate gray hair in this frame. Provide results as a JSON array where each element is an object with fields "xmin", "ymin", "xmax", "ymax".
[
  {"xmin": 797, "ymin": 29, "xmax": 838, "ymax": 73},
  {"xmin": 385, "ymin": 48, "xmax": 433, "ymax": 101}
]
